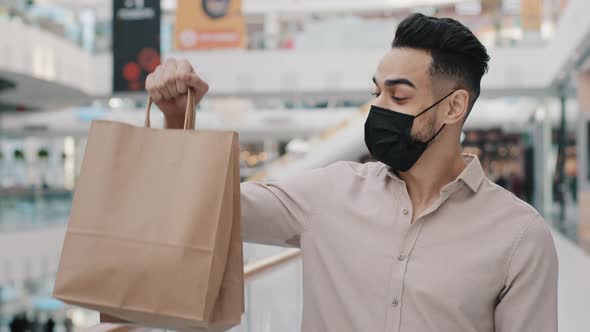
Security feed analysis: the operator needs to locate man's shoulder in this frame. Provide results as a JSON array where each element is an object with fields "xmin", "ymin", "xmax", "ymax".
[
  {"xmin": 477, "ymin": 177, "xmax": 539, "ymax": 216},
  {"xmin": 470, "ymin": 179, "xmax": 556, "ymax": 276},
  {"xmin": 323, "ymin": 160, "xmax": 389, "ymax": 177},
  {"xmin": 475, "ymin": 177, "xmax": 552, "ymax": 238}
]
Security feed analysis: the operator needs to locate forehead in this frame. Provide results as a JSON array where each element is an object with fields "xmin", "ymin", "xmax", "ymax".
[{"xmin": 375, "ymin": 48, "xmax": 432, "ymax": 86}]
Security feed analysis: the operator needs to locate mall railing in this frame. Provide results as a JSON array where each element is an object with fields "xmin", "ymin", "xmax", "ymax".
[
  {"xmin": 1, "ymin": 6, "xmax": 111, "ymax": 54},
  {"xmin": 243, "ymin": 248, "xmax": 301, "ymax": 279}
]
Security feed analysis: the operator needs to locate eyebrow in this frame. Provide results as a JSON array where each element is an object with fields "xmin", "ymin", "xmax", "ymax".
[{"xmin": 372, "ymin": 76, "xmax": 416, "ymax": 89}]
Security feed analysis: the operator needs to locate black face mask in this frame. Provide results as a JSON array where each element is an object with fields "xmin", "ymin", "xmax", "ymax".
[{"xmin": 364, "ymin": 90, "xmax": 455, "ymax": 172}]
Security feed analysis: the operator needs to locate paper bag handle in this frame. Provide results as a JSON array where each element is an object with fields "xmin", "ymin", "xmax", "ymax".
[{"xmin": 144, "ymin": 88, "xmax": 196, "ymax": 130}]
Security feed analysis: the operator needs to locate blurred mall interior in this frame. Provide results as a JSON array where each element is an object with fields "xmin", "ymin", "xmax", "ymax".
[{"xmin": 1, "ymin": 0, "xmax": 590, "ymax": 331}]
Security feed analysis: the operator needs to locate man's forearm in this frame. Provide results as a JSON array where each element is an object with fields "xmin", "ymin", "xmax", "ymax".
[{"xmin": 164, "ymin": 115, "xmax": 186, "ymax": 129}]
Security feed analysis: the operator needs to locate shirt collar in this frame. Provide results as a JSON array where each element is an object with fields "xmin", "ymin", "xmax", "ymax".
[
  {"xmin": 382, "ymin": 153, "xmax": 485, "ymax": 193},
  {"xmin": 457, "ymin": 153, "xmax": 485, "ymax": 192}
]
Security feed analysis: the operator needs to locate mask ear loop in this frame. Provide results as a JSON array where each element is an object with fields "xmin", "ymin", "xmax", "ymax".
[
  {"xmin": 415, "ymin": 90, "xmax": 457, "ymax": 118},
  {"xmin": 418, "ymin": 90, "xmax": 457, "ymax": 144},
  {"xmin": 426, "ymin": 124, "xmax": 446, "ymax": 144}
]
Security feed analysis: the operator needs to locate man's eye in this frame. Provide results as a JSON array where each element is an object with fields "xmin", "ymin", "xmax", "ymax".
[
  {"xmin": 393, "ymin": 96, "xmax": 407, "ymax": 102},
  {"xmin": 371, "ymin": 92, "xmax": 380, "ymax": 97}
]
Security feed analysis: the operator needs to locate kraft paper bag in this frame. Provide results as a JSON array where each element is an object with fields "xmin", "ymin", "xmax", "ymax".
[{"xmin": 53, "ymin": 89, "xmax": 244, "ymax": 332}]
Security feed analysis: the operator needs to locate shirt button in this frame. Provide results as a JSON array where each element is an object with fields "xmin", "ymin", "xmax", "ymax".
[
  {"xmin": 392, "ymin": 299, "xmax": 399, "ymax": 307},
  {"xmin": 402, "ymin": 208, "xmax": 409, "ymax": 215},
  {"xmin": 398, "ymin": 254, "xmax": 406, "ymax": 261}
]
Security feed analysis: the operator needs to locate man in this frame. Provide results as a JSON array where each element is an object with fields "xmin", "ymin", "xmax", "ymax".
[{"xmin": 146, "ymin": 13, "xmax": 558, "ymax": 332}]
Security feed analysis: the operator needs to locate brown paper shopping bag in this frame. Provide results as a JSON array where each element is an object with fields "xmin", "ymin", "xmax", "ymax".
[{"xmin": 53, "ymin": 89, "xmax": 244, "ymax": 332}]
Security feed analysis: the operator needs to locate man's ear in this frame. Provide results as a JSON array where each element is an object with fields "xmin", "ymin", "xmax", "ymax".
[{"xmin": 446, "ymin": 89, "xmax": 470, "ymax": 124}]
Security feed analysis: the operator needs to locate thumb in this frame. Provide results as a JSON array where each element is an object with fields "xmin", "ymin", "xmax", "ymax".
[{"xmin": 182, "ymin": 73, "xmax": 209, "ymax": 95}]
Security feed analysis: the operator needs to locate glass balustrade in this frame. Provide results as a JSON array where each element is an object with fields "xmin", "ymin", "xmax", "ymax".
[{"xmin": 0, "ymin": 191, "xmax": 72, "ymax": 232}]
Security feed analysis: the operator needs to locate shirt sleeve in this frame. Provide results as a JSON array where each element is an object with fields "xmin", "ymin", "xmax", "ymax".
[
  {"xmin": 494, "ymin": 215, "xmax": 559, "ymax": 332},
  {"xmin": 240, "ymin": 167, "xmax": 327, "ymax": 247}
]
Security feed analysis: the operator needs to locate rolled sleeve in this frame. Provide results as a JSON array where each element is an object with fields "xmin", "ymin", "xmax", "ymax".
[{"xmin": 494, "ymin": 215, "xmax": 559, "ymax": 332}]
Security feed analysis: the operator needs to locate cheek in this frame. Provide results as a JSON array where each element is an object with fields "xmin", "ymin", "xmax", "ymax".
[{"xmin": 411, "ymin": 114, "xmax": 436, "ymax": 140}]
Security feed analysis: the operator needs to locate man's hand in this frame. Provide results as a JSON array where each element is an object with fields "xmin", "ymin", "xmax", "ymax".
[{"xmin": 145, "ymin": 58, "xmax": 209, "ymax": 128}]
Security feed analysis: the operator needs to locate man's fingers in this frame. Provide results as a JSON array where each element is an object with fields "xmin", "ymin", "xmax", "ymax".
[
  {"xmin": 163, "ymin": 59, "xmax": 179, "ymax": 99},
  {"xmin": 145, "ymin": 74, "xmax": 163, "ymax": 102},
  {"xmin": 185, "ymin": 73, "xmax": 209, "ymax": 95},
  {"xmin": 175, "ymin": 59, "xmax": 193, "ymax": 94},
  {"xmin": 154, "ymin": 66, "xmax": 171, "ymax": 100},
  {"xmin": 145, "ymin": 58, "xmax": 208, "ymax": 113}
]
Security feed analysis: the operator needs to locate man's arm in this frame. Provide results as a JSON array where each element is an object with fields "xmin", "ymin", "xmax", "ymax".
[
  {"xmin": 494, "ymin": 216, "xmax": 559, "ymax": 332},
  {"xmin": 240, "ymin": 176, "xmax": 318, "ymax": 247}
]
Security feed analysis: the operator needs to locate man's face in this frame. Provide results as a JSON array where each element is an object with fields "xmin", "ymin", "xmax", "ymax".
[{"xmin": 372, "ymin": 48, "xmax": 447, "ymax": 143}]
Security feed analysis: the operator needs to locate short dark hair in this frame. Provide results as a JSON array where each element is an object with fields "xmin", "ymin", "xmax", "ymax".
[{"xmin": 392, "ymin": 13, "xmax": 490, "ymax": 112}]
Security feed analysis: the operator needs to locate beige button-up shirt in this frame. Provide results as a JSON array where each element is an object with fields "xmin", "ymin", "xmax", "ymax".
[{"xmin": 241, "ymin": 154, "xmax": 558, "ymax": 332}]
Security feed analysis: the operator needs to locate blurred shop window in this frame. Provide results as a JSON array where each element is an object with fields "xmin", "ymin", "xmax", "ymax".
[{"xmin": 462, "ymin": 128, "xmax": 530, "ymax": 201}]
